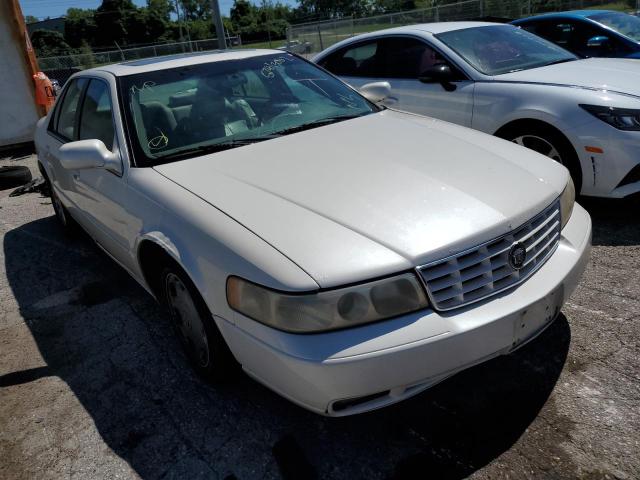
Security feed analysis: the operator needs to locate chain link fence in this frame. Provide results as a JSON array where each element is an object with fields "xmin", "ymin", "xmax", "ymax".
[
  {"xmin": 287, "ymin": 0, "xmax": 636, "ymax": 55},
  {"xmin": 37, "ymin": 37, "xmax": 241, "ymax": 72}
]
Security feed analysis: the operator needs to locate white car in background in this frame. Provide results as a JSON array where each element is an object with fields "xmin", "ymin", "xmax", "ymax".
[
  {"xmin": 314, "ymin": 22, "xmax": 640, "ymax": 199},
  {"xmin": 35, "ymin": 50, "xmax": 590, "ymax": 416}
]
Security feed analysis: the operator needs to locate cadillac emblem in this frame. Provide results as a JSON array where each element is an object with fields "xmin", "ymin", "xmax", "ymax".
[{"xmin": 508, "ymin": 242, "xmax": 527, "ymax": 270}]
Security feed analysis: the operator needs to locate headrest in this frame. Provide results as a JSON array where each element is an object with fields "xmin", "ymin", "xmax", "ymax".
[{"xmin": 169, "ymin": 90, "xmax": 197, "ymax": 108}]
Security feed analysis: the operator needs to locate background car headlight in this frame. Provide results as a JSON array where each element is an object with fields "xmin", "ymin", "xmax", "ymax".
[
  {"xmin": 560, "ymin": 176, "xmax": 575, "ymax": 229},
  {"xmin": 580, "ymin": 104, "xmax": 640, "ymax": 131},
  {"xmin": 227, "ymin": 273, "xmax": 429, "ymax": 333}
]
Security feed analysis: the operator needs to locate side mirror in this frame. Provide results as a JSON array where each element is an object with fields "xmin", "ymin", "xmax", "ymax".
[
  {"xmin": 359, "ymin": 81, "xmax": 391, "ymax": 104},
  {"xmin": 419, "ymin": 64, "xmax": 457, "ymax": 92},
  {"xmin": 587, "ymin": 35, "xmax": 610, "ymax": 49},
  {"xmin": 58, "ymin": 139, "xmax": 117, "ymax": 171}
]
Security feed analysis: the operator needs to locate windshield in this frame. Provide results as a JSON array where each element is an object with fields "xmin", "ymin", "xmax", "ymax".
[
  {"xmin": 589, "ymin": 12, "xmax": 640, "ymax": 42},
  {"xmin": 436, "ymin": 25, "xmax": 577, "ymax": 75},
  {"xmin": 120, "ymin": 53, "xmax": 376, "ymax": 165}
]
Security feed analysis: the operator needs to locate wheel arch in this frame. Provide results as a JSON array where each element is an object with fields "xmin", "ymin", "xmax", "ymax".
[
  {"xmin": 493, "ymin": 117, "xmax": 584, "ymax": 192},
  {"xmin": 136, "ymin": 234, "xmax": 205, "ymax": 305},
  {"xmin": 494, "ymin": 118, "xmax": 569, "ymax": 142}
]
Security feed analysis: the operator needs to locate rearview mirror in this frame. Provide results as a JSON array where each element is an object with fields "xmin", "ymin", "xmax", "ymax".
[
  {"xmin": 419, "ymin": 64, "xmax": 457, "ymax": 92},
  {"xmin": 587, "ymin": 35, "xmax": 610, "ymax": 48},
  {"xmin": 359, "ymin": 82, "xmax": 391, "ymax": 104},
  {"xmin": 58, "ymin": 139, "xmax": 118, "ymax": 171}
]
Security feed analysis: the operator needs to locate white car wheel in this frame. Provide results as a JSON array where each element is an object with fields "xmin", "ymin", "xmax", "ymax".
[{"xmin": 160, "ymin": 266, "xmax": 238, "ymax": 381}]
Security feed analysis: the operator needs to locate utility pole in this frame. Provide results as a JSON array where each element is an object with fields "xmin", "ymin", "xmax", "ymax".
[
  {"xmin": 210, "ymin": 0, "xmax": 227, "ymax": 49},
  {"xmin": 173, "ymin": 0, "xmax": 184, "ymax": 51}
]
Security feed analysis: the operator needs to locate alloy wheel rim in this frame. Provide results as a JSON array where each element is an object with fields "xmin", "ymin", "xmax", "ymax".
[
  {"xmin": 165, "ymin": 273, "xmax": 210, "ymax": 368},
  {"xmin": 512, "ymin": 135, "xmax": 564, "ymax": 164}
]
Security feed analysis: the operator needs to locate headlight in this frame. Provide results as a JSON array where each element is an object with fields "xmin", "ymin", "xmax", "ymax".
[
  {"xmin": 560, "ymin": 176, "xmax": 575, "ymax": 229},
  {"xmin": 580, "ymin": 104, "xmax": 640, "ymax": 131},
  {"xmin": 227, "ymin": 273, "xmax": 429, "ymax": 333}
]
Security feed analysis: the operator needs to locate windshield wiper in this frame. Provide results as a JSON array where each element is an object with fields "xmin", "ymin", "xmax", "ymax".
[
  {"xmin": 271, "ymin": 114, "xmax": 363, "ymax": 136},
  {"xmin": 155, "ymin": 137, "xmax": 275, "ymax": 162}
]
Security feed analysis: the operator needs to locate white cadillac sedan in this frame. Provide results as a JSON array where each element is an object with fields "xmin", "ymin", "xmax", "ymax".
[
  {"xmin": 35, "ymin": 50, "xmax": 591, "ymax": 416},
  {"xmin": 314, "ymin": 22, "xmax": 640, "ymax": 199}
]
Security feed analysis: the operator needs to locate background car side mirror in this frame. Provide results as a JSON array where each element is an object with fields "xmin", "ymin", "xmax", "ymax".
[
  {"xmin": 359, "ymin": 81, "xmax": 391, "ymax": 104},
  {"xmin": 58, "ymin": 139, "xmax": 119, "ymax": 171},
  {"xmin": 419, "ymin": 64, "xmax": 457, "ymax": 92},
  {"xmin": 587, "ymin": 35, "xmax": 610, "ymax": 49}
]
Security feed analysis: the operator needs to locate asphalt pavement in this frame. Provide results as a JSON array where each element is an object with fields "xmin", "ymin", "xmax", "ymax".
[{"xmin": 1, "ymin": 154, "xmax": 638, "ymax": 479}]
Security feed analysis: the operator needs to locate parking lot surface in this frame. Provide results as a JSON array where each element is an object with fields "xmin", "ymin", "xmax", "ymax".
[{"xmin": 1, "ymin": 155, "xmax": 639, "ymax": 479}]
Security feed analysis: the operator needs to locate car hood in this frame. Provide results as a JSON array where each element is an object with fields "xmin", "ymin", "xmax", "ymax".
[
  {"xmin": 154, "ymin": 110, "xmax": 567, "ymax": 288},
  {"xmin": 497, "ymin": 58, "xmax": 640, "ymax": 97}
]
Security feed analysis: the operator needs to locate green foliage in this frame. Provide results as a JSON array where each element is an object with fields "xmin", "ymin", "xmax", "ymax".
[
  {"xmin": 25, "ymin": 15, "xmax": 39, "ymax": 24},
  {"xmin": 35, "ymin": 0, "xmax": 448, "ymax": 57},
  {"xmin": 65, "ymin": 8, "xmax": 96, "ymax": 48},
  {"xmin": 31, "ymin": 30, "xmax": 72, "ymax": 57},
  {"xmin": 181, "ymin": 0, "xmax": 212, "ymax": 20}
]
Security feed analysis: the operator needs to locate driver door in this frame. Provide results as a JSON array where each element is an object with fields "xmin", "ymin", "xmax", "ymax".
[
  {"xmin": 321, "ymin": 36, "xmax": 474, "ymax": 127},
  {"xmin": 71, "ymin": 78, "xmax": 131, "ymax": 263}
]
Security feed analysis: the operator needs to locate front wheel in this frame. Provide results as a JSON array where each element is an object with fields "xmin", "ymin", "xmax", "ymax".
[
  {"xmin": 161, "ymin": 266, "xmax": 237, "ymax": 381},
  {"xmin": 499, "ymin": 123, "xmax": 583, "ymax": 194}
]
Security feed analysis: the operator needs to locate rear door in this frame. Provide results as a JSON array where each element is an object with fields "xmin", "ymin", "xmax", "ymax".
[
  {"xmin": 44, "ymin": 77, "xmax": 89, "ymax": 219},
  {"xmin": 318, "ymin": 36, "xmax": 474, "ymax": 127}
]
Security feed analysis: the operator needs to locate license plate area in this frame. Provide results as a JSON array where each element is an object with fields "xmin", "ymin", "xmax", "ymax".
[{"xmin": 513, "ymin": 287, "xmax": 563, "ymax": 348}]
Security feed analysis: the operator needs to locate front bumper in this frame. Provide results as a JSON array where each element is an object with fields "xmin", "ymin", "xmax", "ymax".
[
  {"xmin": 218, "ymin": 204, "xmax": 592, "ymax": 416},
  {"xmin": 573, "ymin": 124, "xmax": 640, "ymax": 198}
]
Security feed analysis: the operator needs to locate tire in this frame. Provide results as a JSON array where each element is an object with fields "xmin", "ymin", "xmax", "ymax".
[
  {"xmin": 497, "ymin": 123, "xmax": 583, "ymax": 194},
  {"xmin": 160, "ymin": 265, "xmax": 238, "ymax": 381},
  {"xmin": 50, "ymin": 186, "xmax": 78, "ymax": 232},
  {"xmin": 0, "ymin": 166, "xmax": 32, "ymax": 190}
]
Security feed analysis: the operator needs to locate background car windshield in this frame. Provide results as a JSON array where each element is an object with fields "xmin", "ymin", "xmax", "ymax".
[
  {"xmin": 436, "ymin": 25, "xmax": 577, "ymax": 75},
  {"xmin": 120, "ymin": 53, "xmax": 375, "ymax": 164},
  {"xmin": 588, "ymin": 12, "xmax": 640, "ymax": 42}
]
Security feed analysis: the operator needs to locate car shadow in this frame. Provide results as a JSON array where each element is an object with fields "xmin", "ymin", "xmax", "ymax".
[
  {"xmin": 579, "ymin": 194, "xmax": 640, "ymax": 247},
  {"xmin": 3, "ymin": 215, "xmax": 570, "ymax": 480}
]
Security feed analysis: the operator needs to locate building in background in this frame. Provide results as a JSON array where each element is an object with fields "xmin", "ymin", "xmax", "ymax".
[{"xmin": 26, "ymin": 17, "xmax": 65, "ymax": 37}]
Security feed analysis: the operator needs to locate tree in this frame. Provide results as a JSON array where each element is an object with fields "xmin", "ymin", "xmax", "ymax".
[
  {"xmin": 144, "ymin": 0, "xmax": 173, "ymax": 42},
  {"xmin": 31, "ymin": 30, "xmax": 72, "ymax": 57},
  {"xmin": 65, "ymin": 8, "xmax": 96, "ymax": 48},
  {"xmin": 148, "ymin": 0, "xmax": 173, "ymax": 19},
  {"xmin": 25, "ymin": 15, "xmax": 39, "ymax": 24},
  {"xmin": 94, "ymin": 0, "xmax": 138, "ymax": 47},
  {"xmin": 180, "ymin": 0, "xmax": 211, "ymax": 20}
]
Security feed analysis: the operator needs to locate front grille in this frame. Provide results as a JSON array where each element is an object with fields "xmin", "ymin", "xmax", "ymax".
[{"xmin": 418, "ymin": 201, "xmax": 561, "ymax": 311}]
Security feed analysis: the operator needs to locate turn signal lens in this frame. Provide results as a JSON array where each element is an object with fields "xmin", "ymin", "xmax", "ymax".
[{"xmin": 227, "ymin": 273, "xmax": 429, "ymax": 333}]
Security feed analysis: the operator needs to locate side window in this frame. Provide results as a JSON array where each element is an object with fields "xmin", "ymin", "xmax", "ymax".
[
  {"xmin": 51, "ymin": 78, "xmax": 87, "ymax": 141},
  {"xmin": 380, "ymin": 37, "xmax": 446, "ymax": 78},
  {"xmin": 569, "ymin": 21, "xmax": 627, "ymax": 54},
  {"xmin": 321, "ymin": 40, "xmax": 383, "ymax": 77},
  {"xmin": 528, "ymin": 21, "xmax": 574, "ymax": 48},
  {"xmin": 78, "ymin": 80, "xmax": 115, "ymax": 150}
]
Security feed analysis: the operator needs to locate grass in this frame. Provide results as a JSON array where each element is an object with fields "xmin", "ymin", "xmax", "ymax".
[{"xmin": 236, "ymin": 39, "xmax": 285, "ymax": 50}]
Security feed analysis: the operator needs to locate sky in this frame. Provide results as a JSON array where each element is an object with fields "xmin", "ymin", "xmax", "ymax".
[{"xmin": 19, "ymin": 0, "xmax": 298, "ymax": 20}]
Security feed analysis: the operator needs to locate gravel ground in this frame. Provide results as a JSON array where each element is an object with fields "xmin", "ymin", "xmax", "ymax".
[{"xmin": 0, "ymin": 154, "xmax": 639, "ymax": 480}]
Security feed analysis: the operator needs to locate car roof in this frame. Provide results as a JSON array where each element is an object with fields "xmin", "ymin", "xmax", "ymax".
[
  {"xmin": 513, "ymin": 10, "xmax": 617, "ymax": 22},
  {"xmin": 86, "ymin": 49, "xmax": 281, "ymax": 77},
  {"xmin": 373, "ymin": 21, "xmax": 503, "ymax": 35}
]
